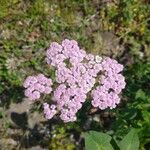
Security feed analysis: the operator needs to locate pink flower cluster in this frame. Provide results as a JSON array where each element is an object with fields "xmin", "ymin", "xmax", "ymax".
[
  {"xmin": 23, "ymin": 74, "xmax": 52, "ymax": 101},
  {"xmin": 24, "ymin": 39, "xmax": 126, "ymax": 122},
  {"xmin": 53, "ymin": 84, "xmax": 87, "ymax": 122},
  {"xmin": 46, "ymin": 39, "xmax": 102, "ymax": 93},
  {"xmin": 43, "ymin": 103, "xmax": 57, "ymax": 119},
  {"xmin": 91, "ymin": 57, "xmax": 126, "ymax": 109}
]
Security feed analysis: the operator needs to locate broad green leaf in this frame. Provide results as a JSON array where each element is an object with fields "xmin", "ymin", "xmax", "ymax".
[
  {"xmin": 119, "ymin": 129, "xmax": 139, "ymax": 150},
  {"xmin": 84, "ymin": 131, "xmax": 114, "ymax": 150}
]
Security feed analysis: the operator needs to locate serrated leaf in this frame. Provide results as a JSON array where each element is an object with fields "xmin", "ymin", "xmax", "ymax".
[
  {"xmin": 84, "ymin": 131, "xmax": 114, "ymax": 150},
  {"xmin": 119, "ymin": 129, "xmax": 139, "ymax": 150}
]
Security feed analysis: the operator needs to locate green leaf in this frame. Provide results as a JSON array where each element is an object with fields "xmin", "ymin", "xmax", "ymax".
[
  {"xmin": 119, "ymin": 129, "xmax": 139, "ymax": 150},
  {"xmin": 135, "ymin": 89, "xmax": 146, "ymax": 100},
  {"xmin": 84, "ymin": 131, "xmax": 114, "ymax": 150}
]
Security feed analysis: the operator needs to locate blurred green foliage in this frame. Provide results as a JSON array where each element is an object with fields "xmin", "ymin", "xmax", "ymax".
[
  {"xmin": 49, "ymin": 126, "xmax": 75, "ymax": 150},
  {"xmin": 84, "ymin": 129, "xmax": 139, "ymax": 150},
  {"xmin": 0, "ymin": 0, "xmax": 150, "ymax": 149}
]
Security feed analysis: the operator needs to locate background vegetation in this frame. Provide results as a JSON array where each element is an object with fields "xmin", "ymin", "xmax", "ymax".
[{"xmin": 0, "ymin": 0, "xmax": 149, "ymax": 149}]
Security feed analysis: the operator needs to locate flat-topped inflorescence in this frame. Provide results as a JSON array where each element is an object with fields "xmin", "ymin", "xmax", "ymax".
[{"xmin": 23, "ymin": 39, "xmax": 126, "ymax": 122}]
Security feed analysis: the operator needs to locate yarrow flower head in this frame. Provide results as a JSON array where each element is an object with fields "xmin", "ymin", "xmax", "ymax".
[
  {"xmin": 53, "ymin": 84, "xmax": 86, "ymax": 122},
  {"xmin": 23, "ymin": 39, "xmax": 126, "ymax": 122},
  {"xmin": 91, "ymin": 57, "xmax": 126, "ymax": 110},
  {"xmin": 23, "ymin": 74, "xmax": 53, "ymax": 101},
  {"xmin": 43, "ymin": 103, "xmax": 57, "ymax": 119}
]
